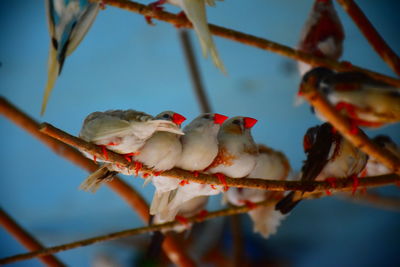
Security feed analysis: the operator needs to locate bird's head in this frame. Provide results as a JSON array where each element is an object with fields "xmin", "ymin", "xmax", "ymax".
[
  {"xmin": 156, "ymin": 111, "xmax": 186, "ymax": 126},
  {"xmin": 221, "ymin": 116, "xmax": 258, "ymax": 136}
]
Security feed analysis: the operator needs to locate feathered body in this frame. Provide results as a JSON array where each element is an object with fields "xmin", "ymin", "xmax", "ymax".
[
  {"xmin": 226, "ymin": 145, "xmax": 290, "ymax": 238},
  {"xmin": 298, "ymin": 0, "xmax": 344, "ymax": 75},
  {"xmin": 276, "ymin": 123, "xmax": 368, "ymax": 214},
  {"xmin": 302, "ymin": 67, "xmax": 400, "ymax": 127},
  {"xmin": 42, "ymin": 0, "xmax": 100, "ymax": 115}
]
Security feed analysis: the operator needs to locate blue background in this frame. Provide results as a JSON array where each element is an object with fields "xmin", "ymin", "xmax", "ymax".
[{"xmin": 1, "ymin": 0, "xmax": 399, "ymax": 266}]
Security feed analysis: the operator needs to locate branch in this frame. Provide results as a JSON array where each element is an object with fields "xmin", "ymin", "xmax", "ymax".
[
  {"xmin": 0, "ymin": 97, "xmax": 195, "ymax": 267},
  {"xmin": 0, "ymin": 208, "xmax": 65, "ymax": 267},
  {"xmin": 299, "ymin": 79, "xmax": 400, "ymax": 176},
  {"xmin": 340, "ymin": 192, "xmax": 400, "ymax": 212},
  {"xmin": 0, "ymin": 199, "xmax": 275, "ymax": 265},
  {"xmin": 336, "ymin": 0, "xmax": 400, "ymax": 76},
  {"xmin": 39, "ymin": 122, "xmax": 400, "ymax": 192},
  {"xmin": 97, "ymin": 0, "xmax": 400, "ymax": 87}
]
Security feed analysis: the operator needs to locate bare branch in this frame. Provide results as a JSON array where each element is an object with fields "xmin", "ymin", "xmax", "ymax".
[
  {"xmin": 0, "ymin": 208, "xmax": 65, "ymax": 267},
  {"xmin": 96, "ymin": 0, "xmax": 400, "ymax": 87},
  {"xmin": 39, "ymin": 122, "xmax": 400, "ymax": 192},
  {"xmin": 339, "ymin": 192, "xmax": 400, "ymax": 212},
  {"xmin": 336, "ymin": 0, "xmax": 400, "ymax": 76},
  {"xmin": 0, "ymin": 199, "xmax": 275, "ymax": 265},
  {"xmin": 299, "ymin": 79, "xmax": 400, "ymax": 175}
]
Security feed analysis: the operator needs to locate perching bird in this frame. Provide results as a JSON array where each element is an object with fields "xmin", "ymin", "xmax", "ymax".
[
  {"xmin": 226, "ymin": 144, "xmax": 291, "ymax": 238},
  {"xmin": 275, "ymin": 123, "xmax": 368, "ymax": 214},
  {"xmin": 150, "ymin": 0, "xmax": 226, "ymax": 73},
  {"xmin": 300, "ymin": 67, "xmax": 400, "ymax": 128},
  {"xmin": 206, "ymin": 116, "xmax": 259, "ymax": 180},
  {"xmin": 150, "ymin": 113, "xmax": 228, "ymax": 219},
  {"xmin": 41, "ymin": 0, "xmax": 100, "ymax": 115},
  {"xmin": 297, "ymin": 0, "xmax": 344, "ymax": 76},
  {"xmin": 79, "ymin": 109, "xmax": 184, "ymax": 192},
  {"xmin": 363, "ymin": 135, "xmax": 400, "ymax": 177}
]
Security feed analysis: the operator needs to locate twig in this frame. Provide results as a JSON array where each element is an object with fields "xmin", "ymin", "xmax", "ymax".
[
  {"xmin": 339, "ymin": 192, "xmax": 400, "ymax": 212},
  {"xmin": 299, "ymin": 79, "xmax": 400, "ymax": 175},
  {"xmin": 39, "ymin": 122, "xmax": 400, "ymax": 192},
  {"xmin": 179, "ymin": 30, "xmax": 212, "ymax": 113},
  {"xmin": 230, "ymin": 214, "xmax": 243, "ymax": 267},
  {"xmin": 0, "ymin": 208, "xmax": 65, "ymax": 267},
  {"xmin": 336, "ymin": 0, "xmax": 400, "ymax": 76},
  {"xmin": 0, "ymin": 97, "xmax": 195, "ymax": 267},
  {"xmin": 96, "ymin": 0, "xmax": 400, "ymax": 87},
  {"xmin": 0, "ymin": 199, "xmax": 275, "ymax": 265}
]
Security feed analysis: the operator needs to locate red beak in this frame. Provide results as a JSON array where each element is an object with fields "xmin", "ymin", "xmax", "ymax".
[
  {"xmin": 243, "ymin": 117, "xmax": 258, "ymax": 129},
  {"xmin": 214, "ymin": 113, "xmax": 229, "ymax": 125},
  {"xmin": 172, "ymin": 113, "xmax": 186, "ymax": 126}
]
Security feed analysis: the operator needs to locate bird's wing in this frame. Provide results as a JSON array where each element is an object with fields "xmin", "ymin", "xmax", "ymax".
[{"xmin": 80, "ymin": 115, "xmax": 131, "ymax": 142}]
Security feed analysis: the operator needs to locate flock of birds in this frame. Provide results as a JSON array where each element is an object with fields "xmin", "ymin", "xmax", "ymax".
[{"xmin": 41, "ymin": 0, "xmax": 399, "ymax": 247}]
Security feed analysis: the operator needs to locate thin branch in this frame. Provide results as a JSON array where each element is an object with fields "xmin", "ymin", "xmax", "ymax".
[
  {"xmin": 336, "ymin": 0, "xmax": 400, "ymax": 76},
  {"xmin": 0, "ymin": 97, "xmax": 195, "ymax": 267},
  {"xmin": 339, "ymin": 192, "xmax": 400, "ymax": 212},
  {"xmin": 299, "ymin": 79, "xmax": 400, "ymax": 175},
  {"xmin": 0, "ymin": 208, "xmax": 66, "ymax": 267},
  {"xmin": 0, "ymin": 199, "xmax": 275, "ymax": 265},
  {"xmin": 39, "ymin": 122, "xmax": 400, "ymax": 192},
  {"xmin": 96, "ymin": 0, "xmax": 400, "ymax": 87},
  {"xmin": 179, "ymin": 29, "xmax": 212, "ymax": 113}
]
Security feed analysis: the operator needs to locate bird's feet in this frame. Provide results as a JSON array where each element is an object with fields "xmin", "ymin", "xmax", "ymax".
[
  {"xmin": 173, "ymin": 11, "xmax": 188, "ymax": 28},
  {"xmin": 324, "ymin": 177, "xmax": 338, "ymax": 196},
  {"xmin": 197, "ymin": 210, "xmax": 209, "ymax": 221},
  {"xmin": 145, "ymin": 0, "xmax": 166, "ymax": 25},
  {"xmin": 215, "ymin": 173, "xmax": 229, "ymax": 192},
  {"xmin": 123, "ymin": 151, "xmax": 140, "ymax": 162},
  {"xmin": 241, "ymin": 200, "xmax": 257, "ymax": 210},
  {"xmin": 179, "ymin": 179, "xmax": 190, "ymax": 186},
  {"xmin": 351, "ymin": 175, "xmax": 360, "ymax": 195},
  {"xmin": 132, "ymin": 161, "xmax": 143, "ymax": 177},
  {"xmin": 175, "ymin": 215, "xmax": 189, "ymax": 226}
]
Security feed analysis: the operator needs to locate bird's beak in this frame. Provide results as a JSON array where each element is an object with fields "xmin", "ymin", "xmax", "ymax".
[
  {"xmin": 172, "ymin": 113, "xmax": 186, "ymax": 126},
  {"xmin": 214, "ymin": 113, "xmax": 229, "ymax": 125},
  {"xmin": 243, "ymin": 117, "xmax": 258, "ymax": 129}
]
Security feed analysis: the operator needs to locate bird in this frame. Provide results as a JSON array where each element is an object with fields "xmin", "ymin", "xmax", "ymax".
[
  {"xmin": 226, "ymin": 144, "xmax": 291, "ymax": 238},
  {"xmin": 300, "ymin": 67, "xmax": 400, "ymax": 129},
  {"xmin": 41, "ymin": 0, "xmax": 100, "ymax": 115},
  {"xmin": 275, "ymin": 123, "xmax": 368, "ymax": 214},
  {"xmin": 148, "ymin": 0, "xmax": 226, "ymax": 73},
  {"xmin": 297, "ymin": 0, "xmax": 344, "ymax": 76},
  {"xmin": 363, "ymin": 135, "xmax": 400, "ymax": 177},
  {"xmin": 78, "ymin": 109, "xmax": 185, "ymax": 192},
  {"xmin": 206, "ymin": 116, "xmax": 259, "ymax": 181},
  {"xmin": 149, "ymin": 113, "xmax": 228, "ymax": 219}
]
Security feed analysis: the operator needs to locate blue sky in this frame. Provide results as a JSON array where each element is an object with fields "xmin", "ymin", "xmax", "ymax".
[{"xmin": 1, "ymin": 0, "xmax": 399, "ymax": 266}]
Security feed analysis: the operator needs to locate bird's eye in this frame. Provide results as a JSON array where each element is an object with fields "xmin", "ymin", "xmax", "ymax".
[
  {"xmin": 232, "ymin": 119, "xmax": 241, "ymax": 125},
  {"xmin": 203, "ymin": 114, "xmax": 211, "ymax": 119},
  {"xmin": 163, "ymin": 114, "xmax": 170, "ymax": 119}
]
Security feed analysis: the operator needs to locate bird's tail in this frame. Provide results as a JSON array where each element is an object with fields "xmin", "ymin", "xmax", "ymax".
[
  {"xmin": 79, "ymin": 165, "xmax": 117, "ymax": 193},
  {"xmin": 275, "ymin": 191, "xmax": 302, "ymax": 214},
  {"xmin": 146, "ymin": 230, "xmax": 166, "ymax": 260},
  {"xmin": 182, "ymin": 0, "xmax": 226, "ymax": 74},
  {"xmin": 41, "ymin": 46, "xmax": 59, "ymax": 116},
  {"xmin": 249, "ymin": 205, "xmax": 286, "ymax": 238}
]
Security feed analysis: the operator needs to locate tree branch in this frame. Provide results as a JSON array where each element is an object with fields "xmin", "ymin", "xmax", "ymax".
[
  {"xmin": 340, "ymin": 192, "xmax": 400, "ymax": 212},
  {"xmin": 336, "ymin": 0, "xmax": 400, "ymax": 76},
  {"xmin": 96, "ymin": 0, "xmax": 400, "ymax": 87},
  {"xmin": 0, "ymin": 208, "xmax": 65, "ymax": 267},
  {"xmin": 0, "ymin": 97, "xmax": 195, "ymax": 267},
  {"xmin": 299, "ymin": 78, "xmax": 400, "ymax": 175},
  {"xmin": 0, "ymin": 199, "xmax": 276, "ymax": 265},
  {"xmin": 39, "ymin": 122, "xmax": 400, "ymax": 192}
]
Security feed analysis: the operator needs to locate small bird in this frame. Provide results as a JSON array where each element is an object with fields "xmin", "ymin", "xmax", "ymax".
[
  {"xmin": 150, "ymin": 113, "xmax": 228, "ymax": 218},
  {"xmin": 226, "ymin": 144, "xmax": 291, "ymax": 238},
  {"xmin": 79, "ymin": 110, "xmax": 185, "ymax": 192},
  {"xmin": 41, "ymin": 0, "xmax": 100, "ymax": 115},
  {"xmin": 275, "ymin": 123, "xmax": 368, "ymax": 214},
  {"xmin": 206, "ymin": 116, "xmax": 259, "ymax": 180},
  {"xmin": 363, "ymin": 135, "xmax": 400, "ymax": 177},
  {"xmin": 297, "ymin": 0, "xmax": 344, "ymax": 76},
  {"xmin": 300, "ymin": 67, "xmax": 400, "ymax": 129},
  {"xmin": 149, "ymin": 0, "xmax": 226, "ymax": 73}
]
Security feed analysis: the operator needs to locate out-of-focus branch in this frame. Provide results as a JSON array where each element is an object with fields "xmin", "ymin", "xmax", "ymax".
[
  {"xmin": 0, "ymin": 208, "xmax": 65, "ymax": 267},
  {"xmin": 340, "ymin": 192, "xmax": 400, "ymax": 212},
  {"xmin": 299, "ymin": 79, "xmax": 400, "ymax": 175},
  {"xmin": 0, "ymin": 199, "xmax": 275, "ymax": 265},
  {"xmin": 0, "ymin": 97, "xmax": 195, "ymax": 267},
  {"xmin": 39, "ymin": 122, "xmax": 400, "ymax": 192},
  {"xmin": 336, "ymin": 0, "xmax": 400, "ymax": 76},
  {"xmin": 96, "ymin": 0, "xmax": 400, "ymax": 87}
]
